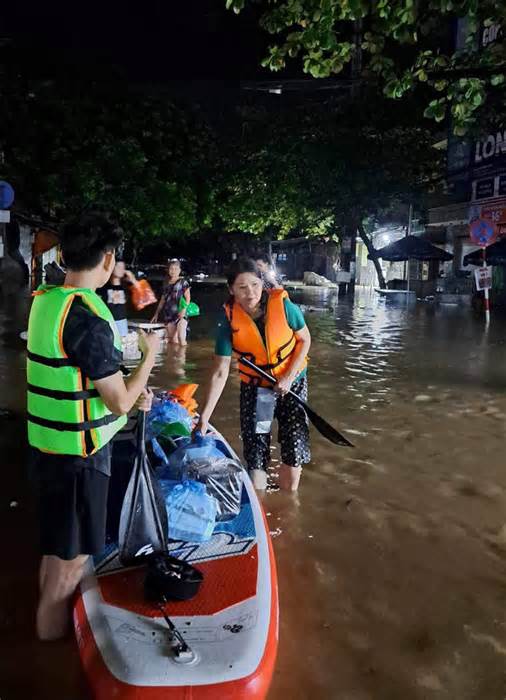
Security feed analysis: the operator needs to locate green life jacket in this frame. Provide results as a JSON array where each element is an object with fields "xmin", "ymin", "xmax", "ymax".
[{"xmin": 27, "ymin": 285, "xmax": 127, "ymax": 456}]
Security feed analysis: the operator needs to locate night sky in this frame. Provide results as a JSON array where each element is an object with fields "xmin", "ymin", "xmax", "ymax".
[{"xmin": 0, "ymin": 1, "xmax": 273, "ymax": 81}]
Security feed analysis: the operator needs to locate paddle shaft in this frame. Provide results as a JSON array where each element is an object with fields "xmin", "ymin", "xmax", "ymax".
[{"xmin": 238, "ymin": 356, "xmax": 353, "ymax": 447}]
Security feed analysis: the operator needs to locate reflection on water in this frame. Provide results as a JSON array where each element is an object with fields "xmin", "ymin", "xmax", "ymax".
[{"xmin": 3, "ymin": 285, "xmax": 506, "ymax": 699}]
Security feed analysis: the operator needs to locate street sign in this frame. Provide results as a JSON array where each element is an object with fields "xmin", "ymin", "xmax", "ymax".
[
  {"xmin": 469, "ymin": 217, "xmax": 498, "ymax": 247},
  {"xmin": 481, "ymin": 204, "xmax": 506, "ymax": 224},
  {"xmin": 0, "ymin": 181, "xmax": 14, "ymax": 209},
  {"xmin": 0, "ymin": 211, "xmax": 10, "ymax": 223},
  {"xmin": 474, "ymin": 266, "xmax": 492, "ymax": 290}
]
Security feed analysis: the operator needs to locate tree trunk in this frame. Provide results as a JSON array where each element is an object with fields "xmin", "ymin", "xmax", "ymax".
[{"xmin": 357, "ymin": 219, "xmax": 386, "ymax": 289}]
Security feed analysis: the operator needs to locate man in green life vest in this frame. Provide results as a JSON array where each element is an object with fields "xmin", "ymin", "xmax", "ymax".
[{"xmin": 27, "ymin": 213, "xmax": 160, "ymax": 641}]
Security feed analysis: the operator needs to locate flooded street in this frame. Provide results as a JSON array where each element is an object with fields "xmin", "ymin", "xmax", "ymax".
[{"xmin": 3, "ymin": 285, "xmax": 506, "ymax": 699}]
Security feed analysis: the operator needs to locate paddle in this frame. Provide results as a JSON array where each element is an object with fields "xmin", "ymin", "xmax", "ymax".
[{"xmin": 238, "ymin": 356, "xmax": 353, "ymax": 448}]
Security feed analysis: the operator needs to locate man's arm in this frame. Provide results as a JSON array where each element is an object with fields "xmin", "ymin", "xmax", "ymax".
[{"xmin": 94, "ymin": 331, "xmax": 159, "ymax": 415}]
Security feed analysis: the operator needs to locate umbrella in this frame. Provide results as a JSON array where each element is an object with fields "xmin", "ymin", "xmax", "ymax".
[
  {"xmin": 370, "ymin": 235, "xmax": 453, "ymax": 262},
  {"xmin": 463, "ymin": 238, "xmax": 506, "ymax": 266}
]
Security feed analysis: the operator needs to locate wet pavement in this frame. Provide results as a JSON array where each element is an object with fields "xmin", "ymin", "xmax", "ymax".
[{"xmin": 2, "ymin": 284, "xmax": 506, "ymax": 699}]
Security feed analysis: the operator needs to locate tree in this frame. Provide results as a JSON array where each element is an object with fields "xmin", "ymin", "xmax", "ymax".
[
  {"xmin": 0, "ymin": 76, "xmax": 213, "ymax": 241},
  {"xmin": 209, "ymin": 103, "xmax": 336, "ymax": 240},
  {"xmin": 226, "ymin": 0, "xmax": 506, "ymax": 134},
  {"xmin": 210, "ymin": 90, "xmax": 442, "ymax": 287}
]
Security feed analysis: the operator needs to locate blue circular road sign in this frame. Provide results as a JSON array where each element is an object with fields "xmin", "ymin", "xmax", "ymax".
[
  {"xmin": 470, "ymin": 218, "xmax": 497, "ymax": 247},
  {"xmin": 0, "ymin": 181, "xmax": 15, "ymax": 209}
]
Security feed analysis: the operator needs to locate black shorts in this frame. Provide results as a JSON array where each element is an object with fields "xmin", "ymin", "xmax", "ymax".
[
  {"xmin": 29, "ymin": 447, "xmax": 111, "ymax": 560},
  {"xmin": 239, "ymin": 374, "xmax": 311, "ymax": 471}
]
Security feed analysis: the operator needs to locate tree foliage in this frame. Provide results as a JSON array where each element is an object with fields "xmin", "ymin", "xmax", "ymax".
[
  {"xmin": 211, "ymin": 89, "xmax": 442, "ymax": 285},
  {"xmin": 211, "ymin": 104, "xmax": 336, "ymax": 238},
  {"xmin": 0, "ymin": 78, "xmax": 213, "ymax": 239},
  {"xmin": 226, "ymin": 0, "xmax": 506, "ymax": 134}
]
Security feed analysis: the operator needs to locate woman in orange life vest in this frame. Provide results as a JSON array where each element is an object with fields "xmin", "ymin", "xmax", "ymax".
[{"xmin": 196, "ymin": 258, "xmax": 311, "ymax": 492}]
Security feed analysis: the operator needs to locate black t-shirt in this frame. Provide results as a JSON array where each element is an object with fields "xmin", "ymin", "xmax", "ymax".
[
  {"xmin": 63, "ymin": 297, "xmax": 122, "ymax": 380},
  {"xmin": 97, "ymin": 283, "xmax": 127, "ymax": 321},
  {"xmin": 30, "ymin": 297, "xmax": 122, "ymax": 475}
]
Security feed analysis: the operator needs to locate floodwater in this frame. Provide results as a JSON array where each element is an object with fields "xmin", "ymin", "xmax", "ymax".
[{"xmin": 3, "ymin": 284, "xmax": 506, "ymax": 699}]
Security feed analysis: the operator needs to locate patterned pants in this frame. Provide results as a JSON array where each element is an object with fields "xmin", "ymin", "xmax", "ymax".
[{"xmin": 239, "ymin": 375, "xmax": 311, "ymax": 471}]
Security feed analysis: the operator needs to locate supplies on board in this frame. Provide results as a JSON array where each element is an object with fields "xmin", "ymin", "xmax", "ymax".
[
  {"xmin": 160, "ymin": 480, "xmax": 217, "ymax": 543},
  {"xmin": 164, "ymin": 383, "xmax": 199, "ymax": 417},
  {"xmin": 156, "ymin": 426, "xmax": 244, "ymax": 522},
  {"xmin": 147, "ymin": 395, "xmax": 194, "ymax": 441},
  {"xmin": 183, "ymin": 457, "xmax": 244, "ymax": 522},
  {"xmin": 146, "ymin": 385, "xmax": 199, "ymax": 474}
]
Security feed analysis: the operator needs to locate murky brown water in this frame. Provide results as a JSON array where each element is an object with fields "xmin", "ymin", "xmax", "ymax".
[{"xmin": 2, "ymin": 284, "xmax": 506, "ymax": 699}]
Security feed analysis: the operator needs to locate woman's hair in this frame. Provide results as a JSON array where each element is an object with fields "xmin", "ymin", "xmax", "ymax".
[{"xmin": 226, "ymin": 258, "xmax": 262, "ymax": 287}]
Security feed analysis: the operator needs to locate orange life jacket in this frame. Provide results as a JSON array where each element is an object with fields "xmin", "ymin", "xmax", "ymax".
[
  {"xmin": 224, "ymin": 289, "xmax": 307, "ymax": 386},
  {"xmin": 169, "ymin": 383, "xmax": 199, "ymax": 416}
]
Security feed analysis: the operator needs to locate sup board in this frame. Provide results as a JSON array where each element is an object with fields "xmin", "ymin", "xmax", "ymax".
[{"xmin": 73, "ymin": 430, "xmax": 278, "ymax": 699}]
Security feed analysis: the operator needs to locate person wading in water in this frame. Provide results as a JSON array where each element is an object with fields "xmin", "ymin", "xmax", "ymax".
[
  {"xmin": 151, "ymin": 258, "xmax": 191, "ymax": 346},
  {"xmin": 196, "ymin": 258, "xmax": 311, "ymax": 491}
]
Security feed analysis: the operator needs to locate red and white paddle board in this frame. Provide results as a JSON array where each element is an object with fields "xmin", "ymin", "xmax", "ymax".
[{"xmin": 73, "ymin": 431, "xmax": 278, "ymax": 699}]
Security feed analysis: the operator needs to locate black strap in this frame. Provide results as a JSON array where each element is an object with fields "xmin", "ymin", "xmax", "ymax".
[
  {"xmin": 276, "ymin": 333, "xmax": 296, "ymax": 364},
  {"xmin": 27, "ymin": 350, "xmax": 75, "ymax": 368},
  {"xmin": 27, "ymin": 383, "xmax": 100, "ymax": 401},
  {"xmin": 238, "ymin": 368, "xmax": 262, "ymax": 386},
  {"xmin": 27, "ymin": 411, "xmax": 118, "ymax": 432},
  {"xmin": 232, "ymin": 343, "xmax": 294, "ymax": 372}
]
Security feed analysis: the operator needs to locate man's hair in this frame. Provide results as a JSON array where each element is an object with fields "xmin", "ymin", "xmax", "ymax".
[
  {"xmin": 254, "ymin": 251, "xmax": 273, "ymax": 266},
  {"xmin": 60, "ymin": 213, "xmax": 123, "ymax": 271}
]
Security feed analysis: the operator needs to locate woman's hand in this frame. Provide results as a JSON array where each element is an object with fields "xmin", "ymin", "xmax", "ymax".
[
  {"xmin": 274, "ymin": 373, "xmax": 294, "ymax": 396},
  {"xmin": 194, "ymin": 416, "xmax": 210, "ymax": 436}
]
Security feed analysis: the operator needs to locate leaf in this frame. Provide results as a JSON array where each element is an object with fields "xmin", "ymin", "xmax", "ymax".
[
  {"xmin": 434, "ymin": 80, "xmax": 448, "ymax": 91},
  {"xmin": 472, "ymin": 92, "xmax": 484, "ymax": 107}
]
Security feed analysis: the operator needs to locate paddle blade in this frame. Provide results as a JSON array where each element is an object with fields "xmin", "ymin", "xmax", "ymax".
[
  {"xmin": 300, "ymin": 401, "xmax": 354, "ymax": 447},
  {"xmin": 118, "ymin": 452, "xmax": 168, "ymax": 565}
]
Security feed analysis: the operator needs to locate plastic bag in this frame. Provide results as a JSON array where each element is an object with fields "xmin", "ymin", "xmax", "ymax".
[
  {"xmin": 255, "ymin": 388, "xmax": 276, "ymax": 434},
  {"xmin": 163, "ymin": 432, "xmax": 225, "ymax": 479},
  {"xmin": 130, "ymin": 279, "xmax": 157, "ymax": 310},
  {"xmin": 183, "ymin": 457, "xmax": 244, "ymax": 521},
  {"xmin": 151, "ymin": 436, "xmax": 170, "ymax": 466},
  {"xmin": 147, "ymin": 397, "xmax": 193, "ymax": 440},
  {"xmin": 178, "ymin": 297, "xmax": 200, "ymax": 318},
  {"xmin": 118, "ymin": 412, "xmax": 168, "ymax": 564},
  {"xmin": 164, "ymin": 480, "xmax": 217, "ymax": 543}
]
